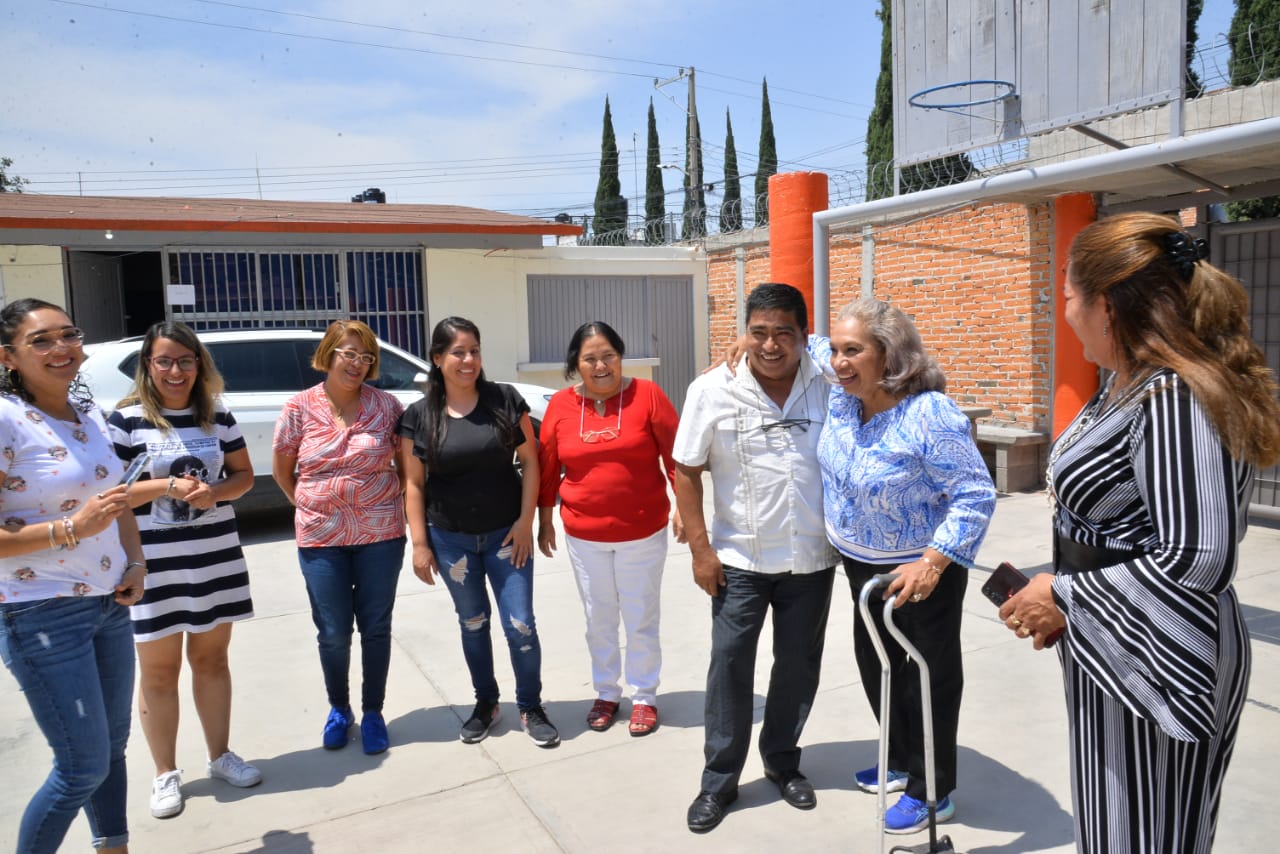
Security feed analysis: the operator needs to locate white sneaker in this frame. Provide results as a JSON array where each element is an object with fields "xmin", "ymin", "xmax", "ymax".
[
  {"xmin": 150, "ymin": 770, "xmax": 183, "ymax": 818},
  {"xmin": 207, "ymin": 750, "xmax": 263, "ymax": 788}
]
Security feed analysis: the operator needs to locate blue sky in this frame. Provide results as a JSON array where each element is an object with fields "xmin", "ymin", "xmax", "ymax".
[{"xmin": 0, "ymin": 0, "xmax": 1238, "ymax": 222}]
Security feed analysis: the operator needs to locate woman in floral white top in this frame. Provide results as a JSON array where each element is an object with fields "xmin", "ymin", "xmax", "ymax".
[
  {"xmin": 272, "ymin": 320, "xmax": 405, "ymax": 756},
  {"xmin": 0, "ymin": 298, "xmax": 147, "ymax": 854}
]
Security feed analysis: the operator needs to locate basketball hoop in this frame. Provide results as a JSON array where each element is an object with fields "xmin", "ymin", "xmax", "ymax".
[{"xmin": 908, "ymin": 79, "xmax": 1016, "ymax": 115}]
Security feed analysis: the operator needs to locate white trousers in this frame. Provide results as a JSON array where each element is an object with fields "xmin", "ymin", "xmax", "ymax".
[{"xmin": 564, "ymin": 528, "xmax": 667, "ymax": 706}]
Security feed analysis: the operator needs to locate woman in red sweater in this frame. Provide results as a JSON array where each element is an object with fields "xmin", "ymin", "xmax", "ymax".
[{"xmin": 537, "ymin": 321, "xmax": 681, "ymax": 736}]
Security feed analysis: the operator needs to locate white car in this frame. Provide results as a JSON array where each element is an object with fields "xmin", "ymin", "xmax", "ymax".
[{"xmin": 79, "ymin": 329, "xmax": 557, "ymax": 511}]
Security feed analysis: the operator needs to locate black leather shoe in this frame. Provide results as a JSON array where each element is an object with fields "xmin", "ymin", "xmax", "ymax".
[
  {"xmin": 687, "ymin": 790, "xmax": 738, "ymax": 832},
  {"xmin": 765, "ymin": 768, "xmax": 817, "ymax": 810}
]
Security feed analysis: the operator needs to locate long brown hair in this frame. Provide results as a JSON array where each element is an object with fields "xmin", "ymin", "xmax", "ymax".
[
  {"xmin": 1069, "ymin": 213, "xmax": 1280, "ymax": 466},
  {"xmin": 117, "ymin": 321, "xmax": 225, "ymax": 432}
]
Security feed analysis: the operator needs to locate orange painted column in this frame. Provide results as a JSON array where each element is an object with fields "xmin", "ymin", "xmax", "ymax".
[
  {"xmin": 1052, "ymin": 193, "xmax": 1098, "ymax": 438},
  {"xmin": 768, "ymin": 172, "xmax": 829, "ymax": 328}
]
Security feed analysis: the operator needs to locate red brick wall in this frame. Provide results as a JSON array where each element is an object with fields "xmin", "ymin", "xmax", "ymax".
[{"xmin": 705, "ymin": 200, "xmax": 1054, "ymax": 431}]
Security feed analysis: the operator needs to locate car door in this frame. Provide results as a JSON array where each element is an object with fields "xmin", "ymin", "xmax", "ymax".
[{"xmin": 205, "ymin": 340, "xmax": 317, "ymax": 477}]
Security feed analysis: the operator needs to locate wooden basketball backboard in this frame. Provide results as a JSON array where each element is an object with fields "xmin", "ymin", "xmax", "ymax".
[{"xmin": 892, "ymin": 0, "xmax": 1186, "ymax": 167}]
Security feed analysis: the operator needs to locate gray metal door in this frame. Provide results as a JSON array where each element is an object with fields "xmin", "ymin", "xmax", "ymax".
[
  {"xmin": 528, "ymin": 274, "xmax": 695, "ymax": 412},
  {"xmin": 1212, "ymin": 219, "xmax": 1280, "ymax": 509}
]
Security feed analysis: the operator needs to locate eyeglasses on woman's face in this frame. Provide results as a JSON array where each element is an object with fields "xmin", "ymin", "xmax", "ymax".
[
  {"xmin": 8, "ymin": 328, "xmax": 85, "ymax": 355},
  {"xmin": 148, "ymin": 355, "xmax": 199, "ymax": 372},
  {"xmin": 334, "ymin": 348, "xmax": 376, "ymax": 366}
]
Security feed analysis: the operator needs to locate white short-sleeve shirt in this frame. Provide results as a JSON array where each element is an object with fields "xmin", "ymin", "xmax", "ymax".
[{"xmin": 673, "ymin": 357, "xmax": 835, "ymax": 574}]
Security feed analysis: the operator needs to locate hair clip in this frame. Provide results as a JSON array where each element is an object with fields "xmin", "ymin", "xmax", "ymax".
[{"xmin": 1162, "ymin": 231, "xmax": 1208, "ymax": 280}]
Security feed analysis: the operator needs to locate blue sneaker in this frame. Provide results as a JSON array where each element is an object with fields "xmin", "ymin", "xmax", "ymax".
[
  {"xmin": 323, "ymin": 705, "xmax": 354, "ymax": 750},
  {"xmin": 884, "ymin": 793, "xmax": 955, "ymax": 834},
  {"xmin": 361, "ymin": 711, "xmax": 389, "ymax": 755},
  {"xmin": 854, "ymin": 764, "xmax": 909, "ymax": 794}
]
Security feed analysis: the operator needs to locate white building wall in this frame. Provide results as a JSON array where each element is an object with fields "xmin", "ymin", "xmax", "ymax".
[
  {"xmin": 0, "ymin": 245, "xmax": 65, "ymax": 306},
  {"xmin": 423, "ymin": 245, "xmax": 707, "ymax": 387}
]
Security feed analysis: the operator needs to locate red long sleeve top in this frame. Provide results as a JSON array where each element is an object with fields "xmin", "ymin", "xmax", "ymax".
[{"xmin": 537, "ymin": 378, "xmax": 679, "ymax": 543}]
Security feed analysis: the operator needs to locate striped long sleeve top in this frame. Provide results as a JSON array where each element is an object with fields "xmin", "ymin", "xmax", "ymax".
[{"xmin": 1049, "ymin": 368, "xmax": 1254, "ymax": 743}]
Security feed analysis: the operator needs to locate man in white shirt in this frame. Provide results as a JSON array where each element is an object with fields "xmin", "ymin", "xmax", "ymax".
[{"xmin": 674, "ymin": 282, "xmax": 837, "ymax": 834}]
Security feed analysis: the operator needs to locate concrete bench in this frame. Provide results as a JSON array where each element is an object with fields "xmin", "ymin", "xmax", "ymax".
[{"xmin": 976, "ymin": 425, "xmax": 1050, "ymax": 493}]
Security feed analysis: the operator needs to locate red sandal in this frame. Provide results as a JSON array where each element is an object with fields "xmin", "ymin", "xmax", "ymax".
[
  {"xmin": 629, "ymin": 703, "xmax": 659, "ymax": 737},
  {"xmin": 586, "ymin": 699, "xmax": 619, "ymax": 732}
]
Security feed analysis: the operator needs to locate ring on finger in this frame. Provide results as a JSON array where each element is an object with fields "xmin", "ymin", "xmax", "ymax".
[
  {"xmin": 910, "ymin": 592, "xmax": 923, "ymax": 602},
  {"xmin": 1012, "ymin": 617, "xmax": 1023, "ymax": 628},
  {"xmin": 1017, "ymin": 627, "xmax": 1030, "ymax": 638}
]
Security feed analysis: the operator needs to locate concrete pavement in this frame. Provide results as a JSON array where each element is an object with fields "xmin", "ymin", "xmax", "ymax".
[{"xmin": 2, "ymin": 488, "xmax": 1278, "ymax": 852}]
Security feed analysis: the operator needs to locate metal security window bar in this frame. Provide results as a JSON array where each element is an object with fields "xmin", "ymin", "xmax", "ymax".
[{"xmin": 163, "ymin": 248, "xmax": 426, "ymax": 356}]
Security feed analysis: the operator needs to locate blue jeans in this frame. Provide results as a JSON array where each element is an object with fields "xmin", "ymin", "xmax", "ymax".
[
  {"xmin": 429, "ymin": 525, "xmax": 543, "ymax": 710},
  {"xmin": 298, "ymin": 536, "xmax": 405, "ymax": 713},
  {"xmin": 0, "ymin": 595, "xmax": 134, "ymax": 853}
]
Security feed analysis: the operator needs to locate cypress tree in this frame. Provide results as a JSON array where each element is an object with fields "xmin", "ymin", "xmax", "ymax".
[
  {"xmin": 1226, "ymin": 0, "xmax": 1280, "ymax": 220},
  {"xmin": 644, "ymin": 99, "xmax": 666, "ymax": 245},
  {"xmin": 865, "ymin": 0, "xmax": 895, "ymax": 201},
  {"xmin": 1185, "ymin": 0, "xmax": 1205, "ymax": 98},
  {"xmin": 593, "ymin": 97, "xmax": 627, "ymax": 244},
  {"xmin": 755, "ymin": 79, "xmax": 777, "ymax": 225},
  {"xmin": 864, "ymin": 0, "xmax": 972, "ymax": 200},
  {"xmin": 721, "ymin": 109, "xmax": 743, "ymax": 232}
]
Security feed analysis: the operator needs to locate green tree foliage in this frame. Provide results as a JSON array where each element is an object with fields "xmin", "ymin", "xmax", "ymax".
[
  {"xmin": 1, "ymin": 157, "xmax": 28, "ymax": 193},
  {"xmin": 865, "ymin": 0, "xmax": 896, "ymax": 201},
  {"xmin": 644, "ymin": 99, "xmax": 666, "ymax": 245},
  {"xmin": 593, "ymin": 97, "xmax": 627, "ymax": 244},
  {"xmin": 720, "ymin": 109, "xmax": 743, "ymax": 233},
  {"xmin": 1229, "ymin": 0, "xmax": 1280, "ymax": 85},
  {"xmin": 755, "ymin": 79, "xmax": 777, "ymax": 226},
  {"xmin": 1186, "ymin": 0, "xmax": 1206, "ymax": 98},
  {"xmin": 1226, "ymin": 0, "xmax": 1280, "ymax": 221},
  {"xmin": 682, "ymin": 114, "xmax": 707, "ymax": 240},
  {"xmin": 864, "ymin": 0, "xmax": 973, "ymax": 201}
]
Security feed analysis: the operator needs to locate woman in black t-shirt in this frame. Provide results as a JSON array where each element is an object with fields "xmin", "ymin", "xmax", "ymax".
[{"xmin": 397, "ymin": 316, "xmax": 559, "ymax": 748}]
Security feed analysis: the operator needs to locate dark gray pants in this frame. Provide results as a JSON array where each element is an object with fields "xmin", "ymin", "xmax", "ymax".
[{"xmin": 700, "ymin": 565, "xmax": 835, "ymax": 796}]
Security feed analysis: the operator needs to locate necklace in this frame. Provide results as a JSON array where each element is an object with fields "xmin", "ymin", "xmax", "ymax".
[{"xmin": 1045, "ymin": 375, "xmax": 1140, "ymax": 506}]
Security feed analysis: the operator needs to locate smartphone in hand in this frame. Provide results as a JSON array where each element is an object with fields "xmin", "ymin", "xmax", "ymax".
[
  {"xmin": 982, "ymin": 561, "xmax": 1062, "ymax": 647},
  {"xmin": 120, "ymin": 452, "xmax": 152, "ymax": 487}
]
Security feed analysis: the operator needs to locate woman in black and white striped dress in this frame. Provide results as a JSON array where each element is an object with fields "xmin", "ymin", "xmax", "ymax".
[
  {"xmin": 999, "ymin": 213, "xmax": 1280, "ymax": 853},
  {"xmin": 108, "ymin": 321, "xmax": 261, "ymax": 820}
]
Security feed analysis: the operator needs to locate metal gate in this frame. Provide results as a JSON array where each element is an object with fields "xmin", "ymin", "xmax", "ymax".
[
  {"xmin": 527, "ymin": 274, "xmax": 696, "ymax": 412},
  {"xmin": 1212, "ymin": 219, "xmax": 1280, "ymax": 510},
  {"xmin": 161, "ymin": 248, "xmax": 427, "ymax": 358}
]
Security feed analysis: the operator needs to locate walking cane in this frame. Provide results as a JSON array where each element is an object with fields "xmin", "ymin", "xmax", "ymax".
[{"xmin": 858, "ymin": 574, "xmax": 956, "ymax": 854}]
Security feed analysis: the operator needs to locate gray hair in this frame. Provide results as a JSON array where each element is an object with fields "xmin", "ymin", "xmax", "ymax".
[{"xmin": 835, "ymin": 297, "xmax": 945, "ymax": 396}]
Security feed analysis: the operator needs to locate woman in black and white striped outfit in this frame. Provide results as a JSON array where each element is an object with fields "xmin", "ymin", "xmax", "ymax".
[
  {"xmin": 108, "ymin": 321, "xmax": 261, "ymax": 820},
  {"xmin": 1000, "ymin": 213, "xmax": 1280, "ymax": 853}
]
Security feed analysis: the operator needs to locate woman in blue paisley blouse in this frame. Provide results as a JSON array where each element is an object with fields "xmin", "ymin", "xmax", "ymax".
[{"xmin": 816, "ymin": 296, "xmax": 995, "ymax": 836}]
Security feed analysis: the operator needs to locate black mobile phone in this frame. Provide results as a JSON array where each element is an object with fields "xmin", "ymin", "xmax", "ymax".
[
  {"xmin": 983, "ymin": 560, "xmax": 1063, "ymax": 647},
  {"xmin": 120, "ymin": 452, "xmax": 152, "ymax": 487},
  {"xmin": 981, "ymin": 561, "xmax": 1028, "ymax": 607}
]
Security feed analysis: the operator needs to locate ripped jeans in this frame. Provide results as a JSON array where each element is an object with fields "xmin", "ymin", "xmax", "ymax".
[{"xmin": 428, "ymin": 524, "xmax": 544, "ymax": 710}]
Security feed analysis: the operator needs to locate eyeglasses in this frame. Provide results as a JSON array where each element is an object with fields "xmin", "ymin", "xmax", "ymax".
[
  {"xmin": 148, "ymin": 356, "xmax": 199, "ymax": 372},
  {"xmin": 8, "ymin": 328, "xmax": 85, "ymax": 355},
  {"xmin": 579, "ymin": 394, "xmax": 623, "ymax": 444},
  {"xmin": 334, "ymin": 348, "xmax": 376, "ymax": 366},
  {"xmin": 760, "ymin": 418, "xmax": 811, "ymax": 433}
]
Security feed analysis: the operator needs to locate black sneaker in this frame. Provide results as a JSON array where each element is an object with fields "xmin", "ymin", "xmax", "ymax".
[
  {"xmin": 519, "ymin": 705, "xmax": 560, "ymax": 748},
  {"xmin": 460, "ymin": 699, "xmax": 501, "ymax": 744}
]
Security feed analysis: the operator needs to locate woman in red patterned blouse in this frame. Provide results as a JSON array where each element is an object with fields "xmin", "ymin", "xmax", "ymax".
[{"xmin": 272, "ymin": 320, "xmax": 405, "ymax": 756}]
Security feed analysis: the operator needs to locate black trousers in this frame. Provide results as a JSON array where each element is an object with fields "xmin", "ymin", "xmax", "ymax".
[
  {"xmin": 701, "ymin": 565, "xmax": 835, "ymax": 796},
  {"xmin": 844, "ymin": 556, "xmax": 966, "ymax": 800}
]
